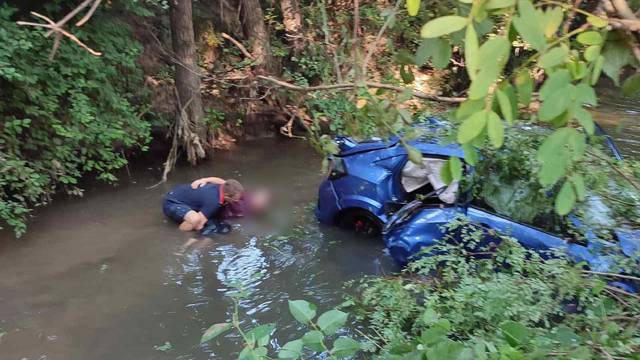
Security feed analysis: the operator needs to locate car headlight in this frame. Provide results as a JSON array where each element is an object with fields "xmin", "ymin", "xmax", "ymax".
[{"xmin": 328, "ymin": 156, "xmax": 347, "ymax": 180}]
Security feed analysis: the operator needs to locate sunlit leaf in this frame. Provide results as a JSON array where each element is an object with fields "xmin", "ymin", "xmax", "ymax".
[
  {"xmin": 501, "ymin": 321, "xmax": 531, "ymax": 347},
  {"xmin": 406, "ymin": 144, "xmax": 423, "ymax": 164},
  {"xmin": 577, "ymin": 31, "xmax": 603, "ymax": 45},
  {"xmin": 591, "ymin": 55, "xmax": 604, "ymax": 85},
  {"xmin": 449, "ymin": 156, "xmax": 463, "ymax": 181},
  {"xmin": 496, "ymin": 89, "xmax": 514, "ymax": 124},
  {"xmin": 555, "ymin": 180, "xmax": 576, "ymax": 215},
  {"xmin": 571, "ymin": 174, "xmax": 586, "ymax": 201},
  {"xmin": 539, "ymin": 90, "xmax": 571, "ymax": 121},
  {"xmin": 406, "ymin": 0, "xmax": 421, "ymax": 16},
  {"xmin": 486, "ymin": 111, "xmax": 504, "ymax": 148},
  {"xmin": 465, "ymin": 25, "xmax": 479, "ymax": 80},
  {"xmin": 584, "ymin": 45, "xmax": 601, "ymax": 62},
  {"xmin": 421, "ymin": 16, "xmax": 468, "ymax": 38},
  {"xmin": 245, "ymin": 324, "xmax": 276, "ymax": 347},
  {"xmin": 539, "ymin": 69, "xmax": 570, "ymax": 100},
  {"xmin": 458, "ymin": 111, "xmax": 487, "ymax": 144},
  {"xmin": 541, "ymin": 7, "xmax": 563, "ymax": 38},
  {"xmin": 513, "ymin": 0, "xmax": 545, "ymax": 50},
  {"xmin": 431, "ymin": 38, "xmax": 452, "ymax": 69},
  {"xmin": 574, "ymin": 107, "xmax": 595, "ymax": 135},
  {"xmin": 462, "ymin": 143, "xmax": 479, "ymax": 166},
  {"xmin": 587, "ymin": 16, "xmax": 608, "ymax": 28},
  {"xmin": 201, "ymin": 323, "xmax": 232, "ymax": 344},
  {"xmin": 486, "ymin": 0, "xmax": 516, "ymax": 10}
]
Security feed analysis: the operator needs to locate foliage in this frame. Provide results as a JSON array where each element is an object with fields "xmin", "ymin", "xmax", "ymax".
[
  {"xmin": 0, "ymin": 5, "xmax": 150, "ymax": 236},
  {"xmin": 201, "ymin": 279, "xmax": 363, "ymax": 359},
  {"xmin": 348, "ymin": 218, "xmax": 640, "ymax": 359}
]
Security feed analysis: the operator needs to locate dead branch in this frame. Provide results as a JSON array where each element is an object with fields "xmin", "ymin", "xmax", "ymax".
[
  {"xmin": 221, "ymin": 32, "xmax": 254, "ymax": 59},
  {"xmin": 17, "ymin": 2, "xmax": 102, "ymax": 60},
  {"xmin": 256, "ymin": 75, "xmax": 466, "ymax": 103},
  {"xmin": 583, "ymin": 270, "xmax": 640, "ymax": 282}
]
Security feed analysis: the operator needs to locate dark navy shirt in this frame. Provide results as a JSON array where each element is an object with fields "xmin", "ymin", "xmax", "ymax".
[{"xmin": 166, "ymin": 184, "xmax": 223, "ymax": 219}]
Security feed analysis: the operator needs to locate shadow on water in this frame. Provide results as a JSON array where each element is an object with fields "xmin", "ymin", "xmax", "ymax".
[{"xmin": 0, "ymin": 138, "xmax": 398, "ymax": 360}]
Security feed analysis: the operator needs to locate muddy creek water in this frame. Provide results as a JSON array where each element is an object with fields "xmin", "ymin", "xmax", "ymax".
[
  {"xmin": 0, "ymin": 138, "xmax": 397, "ymax": 360},
  {"xmin": 0, "ymin": 102, "xmax": 638, "ymax": 360}
]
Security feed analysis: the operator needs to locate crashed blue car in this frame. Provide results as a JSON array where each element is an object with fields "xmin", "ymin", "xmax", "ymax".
[{"xmin": 315, "ymin": 121, "xmax": 639, "ymax": 292}]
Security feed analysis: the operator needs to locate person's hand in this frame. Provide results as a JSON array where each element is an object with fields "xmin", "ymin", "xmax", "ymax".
[{"xmin": 191, "ymin": 178, "xmax": 208, "ymax": 189}]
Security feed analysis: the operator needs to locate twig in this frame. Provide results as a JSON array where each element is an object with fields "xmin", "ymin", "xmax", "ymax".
[
  {"xmin": 221, "ymin": 32, "xmax": 254, "ymax": 60},
  {"xmin": 605, "ymin": 288, "xmax": 631, "ymax": 307},
  {"xmin": 76, "ymin": 0, "xmax": 102, "ymax": 27},
  {"xmin": 44, "ymin": 0, "xmax": 95, "ymax": 36},
  {"xmin": 605, "ymin": 285, "xmax": 640, "ymax": 300},
  {"xmin": 256, "ymin": 75, "xmax": 466, "ymax": 103}
]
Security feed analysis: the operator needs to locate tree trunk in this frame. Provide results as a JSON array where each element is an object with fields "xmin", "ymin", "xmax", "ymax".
[
  {"xmin": 240, "ymin": 0, "xmax": 274, "ymax": 74},
  {"xmin": 279, "ymin": 0, "xmax": 303, "ymax": 54},
  {"xmin": 169, "ymin": 0, "xmax": 207, "ymax": 163}
]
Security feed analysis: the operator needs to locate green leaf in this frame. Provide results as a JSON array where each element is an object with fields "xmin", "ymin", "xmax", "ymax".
[
  {"xmin": 539, "ymin": 69, "xmax": 571, "ymax": 100},
  {"xmin": 574, "ymin": 107, "xmax": 595, "ymax": 135},
  {"xmin": 462, "ymin": 143, "xmax": 479, "ymax": 166},
  {"xmin": 302, "ymin": 330, "xmax": 325, "ymax": 352},
  {"xmin": 469, "ymin": 37, "xmax": 510, "ymax": 99},
  {"xmin": 486, "ymin": 0, "xmax": 516, "ymax": 9},
  {"xmin": 201, "ymin": 323, "xmax": 232, "ymax": 344},
  {"xmin": 496, "ymin": 89, "xmax": 514, "ymax": 124},
  {"xmin": 465, "ymin": 25, "xmax": 479, "ymax": 80},
  {"xmin": 407, "ymin": 0, "xmax": 420, "ymax": 16},
  {"xmin": 591, "ymin": 55, "xmax": 604, "ymax": 85},
  {"xmin": 449, "ymin": 157, "xmax": 463, "ymax": 181},
  {"xmin": 415, "ymin": 38, "xmax": 434, "ymax": 65},
  {"xmin": 622, "ymin": 73, "xmax": 640, "ymax": 97},
  {"xmin": 541, "ymin": 7, "xmax": 563, "ymax": 38},
  {"xmin": 458, "ymin": 111, "xmax": 487, "ymax": 144},
  {"xmin": 602, "ymin": 42, "xmax": 631, "ymax": 85},
  {"xmin": 573, "ymin": 83, "xmax": 597, "ymax": 105},
  {"xmin": 587, "ymin": 16, "xmax": 608, "ymax": 28},
  {"xmin": 539, "ymin": 46, "xmax": 568, "ymax": 69},
  {"xmin": 500, "ymin": 321, "xmax": 531, "ymax": 347},
  {"xmin": 421, "ymin": 16, "xmax": 469, "ymax": 38},
  {"xmin": 577, "ymin": 31, "xmax": 603, "ymax": 45},
  {"xmin": 584, "ymin": 45, "xmax": 601, "ymax": 62},
  {"xmin": 317, "ymin": 309, "xmax": 348, "ymax": 335},
  {"xmin": 555, "ymin": 180, "xmax": 576, "ymax": 215},
  {"xmin": 400, "ymin": 65, "xmax": 415, "ymax": 84},
  {"xmin": 440, "ymin": 160, "xmax": 453, "ymax": 185},
  {"xmin": 278, "ymin": 339, "xmax": 303, "ymax": 359},
  {"xmin": 288, "ymin": 300, "xmax": 317, "ymax": 325},
  {"xmin": 571, "ymin": 174, "xmax": 586, "ymax": 201},
  {"xmin": 431, "ymin": 38, "xmax": 452, "ymax": 69},
  {"xmin": 539, "ymin": 90, "xmax": 571, "ymax": 121},
  {"xmin": 331, "ymin": 337, "xmax": 361, "ymax": 358},
  {"xmin": 486, "ymin": 112, "xmax": 504, "ymax": 148},
  {"xmin": 513, "ymin": 0, "xmax": 545, "ymax": 50},
  {"xmin": 246, "ymin": 324, "xmax": 276, "ymax": 347},
  {"xmin": 406, "ymin": 144, "xmax": 423, "ymax": 164},
  {"xmin": 514, "ymin": 69, "xmax": 533, "ymax": 106}
]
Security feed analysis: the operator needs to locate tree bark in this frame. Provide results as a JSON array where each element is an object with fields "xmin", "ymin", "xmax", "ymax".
[
  {"xmin": 279, "ymin": 0, "xmax": 303, "ymax": 54},
  {"xmin": 240, "ymin": 0, "xmax": 274, "ymax": 74},
  {"xmin": 169, "ymin": 0, "xmax": 207, "ymax": 163}
]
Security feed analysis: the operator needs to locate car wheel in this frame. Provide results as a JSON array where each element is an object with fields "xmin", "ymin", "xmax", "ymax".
[{"xmin": 338, "ymin": 209, "xmax": 381, "ymax": 236}]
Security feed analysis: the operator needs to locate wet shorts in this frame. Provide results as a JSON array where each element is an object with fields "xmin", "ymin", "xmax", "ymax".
[{"xmin": 162, "ymin": 196, "xmax": 193, "ymax": 223}]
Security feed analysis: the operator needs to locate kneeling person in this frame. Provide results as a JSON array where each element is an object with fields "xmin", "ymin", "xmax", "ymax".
[{"xmin": 163, "ymin": 179, "xmax": 244, "ymax": 231}]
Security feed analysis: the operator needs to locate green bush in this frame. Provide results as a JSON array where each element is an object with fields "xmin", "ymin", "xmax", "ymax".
[
  {"xmin": 349, "ymin": 219, "xmax": 640, "ymax": 359},
  {"xmin": 0, "ymin": 5, "xmax": 151, "ymax": 236}
]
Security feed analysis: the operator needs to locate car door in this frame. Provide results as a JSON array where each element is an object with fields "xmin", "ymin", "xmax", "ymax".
[{"xmin": 466, "ymin": 206, "xmax": 568, "ymax": 254}]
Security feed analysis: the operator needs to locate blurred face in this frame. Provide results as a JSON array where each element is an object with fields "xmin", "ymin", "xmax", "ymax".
[
  {"xmin": 250, "ymin": 190, "xmax": 271, "ymax": 213},
  {"xmin": 225, "ymin": 193, "xmax": 243, "ymax": 203}
]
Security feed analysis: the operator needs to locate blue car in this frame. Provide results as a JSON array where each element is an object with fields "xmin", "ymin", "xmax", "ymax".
[{"xmin": 315, "ymin": 122, "xmax": 639, "ymax": 291}]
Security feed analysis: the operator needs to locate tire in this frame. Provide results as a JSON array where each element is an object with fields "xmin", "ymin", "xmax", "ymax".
[{"xmin": 337, "ymin": 209, "xmax": 382, "ymax": 236}]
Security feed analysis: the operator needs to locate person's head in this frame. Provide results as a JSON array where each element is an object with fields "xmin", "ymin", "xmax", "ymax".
[
  {"xmin": 223, "ymin": 179, "xmax": 244, "ymax": 203},
  {"xmin": 249, "ymin": 189, "xmax": 272, "ymax": 214}
]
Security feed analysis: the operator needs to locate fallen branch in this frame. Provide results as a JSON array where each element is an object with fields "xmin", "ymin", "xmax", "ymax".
[
  {"xmin": 256, "ymin": 75, "xmax": 466, "ymax": 103},
  {"xmin": 583, "ymin": 270, "xmax": 640, "ymax": 282},
  {"xmin": 221, "ymin": 32, "xmax": 254, "ymax": 60}
]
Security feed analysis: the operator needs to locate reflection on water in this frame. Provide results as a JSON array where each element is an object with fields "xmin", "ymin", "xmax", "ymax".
[
  {"xmin": 0, "ymin": 138, "xmax": 396, "ymax": 360},
  {"xmin": 592, "ymin": 90, "xmax": 640, "ymax": 157}
]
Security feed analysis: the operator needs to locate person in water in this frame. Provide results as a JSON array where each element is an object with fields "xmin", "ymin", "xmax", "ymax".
[
  {"xmin": 163, "ymin": 178, "xmax": 244, "ymax": 231},
  {"xmin": 190, "ymin": 177, "xmax": 272, "ymax": 219}
]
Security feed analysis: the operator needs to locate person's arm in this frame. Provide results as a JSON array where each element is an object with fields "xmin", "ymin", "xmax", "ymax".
[{"xmin": 191, "ymin": 176, "xmax": 225, "ymax": 189}]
